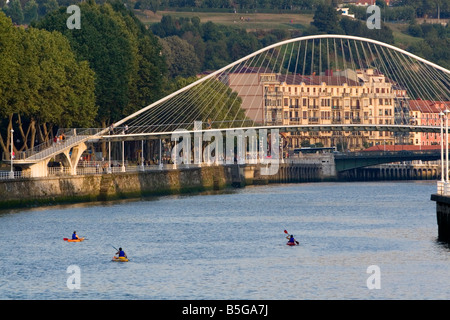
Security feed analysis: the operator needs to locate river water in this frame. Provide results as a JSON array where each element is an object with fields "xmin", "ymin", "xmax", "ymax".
[{"xmin": 0, "ymin": 181, "xmax": 449, "ymax": 300}]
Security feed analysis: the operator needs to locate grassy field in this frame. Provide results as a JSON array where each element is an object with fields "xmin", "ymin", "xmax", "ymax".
[
  {"xmin": 134, "ymin": 9, "xmax": 313, "ymax": 31},
  {"xmin": 135, "ymin": 9, "xmax": 421, "ymax": 48}
]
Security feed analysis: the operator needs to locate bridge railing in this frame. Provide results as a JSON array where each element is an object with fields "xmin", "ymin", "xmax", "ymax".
[
  {"xmin": 5, "ymin": 128, "xmax": 104, "ymax": 161},
  {"xmin": 334, "ymin": 150, "xmax": 441, "ymax": 159}
]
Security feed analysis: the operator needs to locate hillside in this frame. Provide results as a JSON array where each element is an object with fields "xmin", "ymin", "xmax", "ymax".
[
  {"xmin": 134, "ymin": 9, "xmax": 432, "ymax": 49},
  {"xmin": 134, "ymin": 9, "xmax": 314, "ymax": 32}
]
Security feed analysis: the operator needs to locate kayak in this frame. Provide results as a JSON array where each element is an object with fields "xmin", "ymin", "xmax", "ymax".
[
  {"xmin": 112, "ymin": 256, "xmax": 129, "ymax": 262},
  {"xmin": 64, "ymin": 237, "xmax": 85, "ymax": 242},
  {"xmin": 286, "ymin": 241, "xmax": 298, "ymax": 246}
]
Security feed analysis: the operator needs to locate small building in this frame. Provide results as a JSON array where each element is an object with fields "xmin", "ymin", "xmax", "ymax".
[{"xmin": 337, "ymin": 7, "xmax": 355, "ymax": 19}]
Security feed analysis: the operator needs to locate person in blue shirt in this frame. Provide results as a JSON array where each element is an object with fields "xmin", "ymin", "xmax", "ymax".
[
  {"xmin": 286, "ymin": 234, "xmax": 299, "ymax": 245},
  {"xmin": 116, "ymin": 247, "xmax": 127, "ymax": 258},
  {"xmin": 72, "ymin": 231, "xmax": 79, "ymax": 240},
  {"xmin": 288, "ymin": 235, "xmax": 295, "ymax": 244}
]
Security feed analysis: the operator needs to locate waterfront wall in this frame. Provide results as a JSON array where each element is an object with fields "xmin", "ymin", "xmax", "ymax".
[
  {"xmin": 338, "ymin": 163, "xmax": 440, "ymax": 181},
  {"xmin": 430, "ymin": 194, "xmax": 450, "ymax": 242},
  {"xmin": 0, "ymin": 163, "xmax": 325, "ymax": 208},
  {"xmin": 1, "ymin": 157, "xmax": 441, "ymax": 209}
]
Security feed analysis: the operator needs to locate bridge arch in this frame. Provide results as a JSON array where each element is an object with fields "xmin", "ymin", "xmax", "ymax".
[
  {"xmin": 113, "ymin": 34, "xmax": 450, "ymax": 132},
  {"xmin": 8, "ymin": 35, "xmax": 450, "ymax": 178}
]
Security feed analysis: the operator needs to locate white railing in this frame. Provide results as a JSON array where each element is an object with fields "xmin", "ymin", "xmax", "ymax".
[
  {"xmin": 48, "ymin": 166, "xmax": 72, "ymax": 176},
  {"xmin": 0, "ymin": 171, "xmax": 32, "ymax": 180},
  {"xmin": 436, "ymin": 181, "xmax": 450, "ymax": 196}
]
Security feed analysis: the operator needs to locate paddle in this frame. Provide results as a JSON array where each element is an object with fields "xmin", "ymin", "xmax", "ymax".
[{"xmin": 284, "ymin": 229, "xmax": 299, "ymax": 245}]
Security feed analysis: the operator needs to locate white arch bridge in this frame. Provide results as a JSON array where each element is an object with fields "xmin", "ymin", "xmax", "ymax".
[{"xmin": 3, "ymin": 34, "xmax": 450, "ymax": 178}]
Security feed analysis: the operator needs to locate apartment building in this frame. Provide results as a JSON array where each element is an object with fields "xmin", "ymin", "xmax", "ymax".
[
  {"xmin": 409, "ymin": 99, "xmax": 450, "ymax": 146},
  {"xmin": 228, "ymin": 67, "xmax": 397, "ymax": 150}
]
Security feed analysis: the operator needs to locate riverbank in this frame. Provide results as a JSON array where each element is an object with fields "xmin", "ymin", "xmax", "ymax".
[{"xmin": 0, "ymin": 163, "xmax": 324, "ymax": 209}]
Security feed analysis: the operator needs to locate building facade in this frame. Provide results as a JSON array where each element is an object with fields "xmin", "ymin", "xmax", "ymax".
[
  {"xmin": 409, "ymin": 99, "xmax": 450, "ymax": 146},
  {"xmin": 228, "ymin": 68, "xmax": 399, "ymax": 151}
]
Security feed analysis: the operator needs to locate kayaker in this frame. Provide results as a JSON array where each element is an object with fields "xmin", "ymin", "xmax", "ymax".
[
  {"xmin": 287, "ymin": 234, "xmax": 296, "ymax": 244},
  {"xmin": 116, "ymin": 247, "xmax": 127, "ymax": 258},
  {"xmin": 72, "ymin": 231, "xmax": 79, "ymax": 240}
]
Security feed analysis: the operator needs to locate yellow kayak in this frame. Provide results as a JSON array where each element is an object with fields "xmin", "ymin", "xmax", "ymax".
[
  {"xmin": 64, "ymin": 237, "xmax": 85, "ymax": 242},
  {"xmin": 112, "ymin": 256, "xmax": 129, "ymax": 262}
]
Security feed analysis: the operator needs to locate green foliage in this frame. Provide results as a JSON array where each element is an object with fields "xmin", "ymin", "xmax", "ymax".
[
  {"xmin": 3, "ymin": 0, "xmax": 23, "ymax": 24},
  {"xmin": 23, "ymin": 0, "xmax": 38, "ymax": 23},
  {"xmin": 34, "ymin": 1, "xmax": 167, "ymax": 125},
  {"xmin": 0, "ymin": 11, "xmax": 96, "ymax": 154},
  {"xmin": 311, "ymin": 3, "xmax": 343, "ymax": 34},
  {"xmin": 162, "ymin": 76, "xmax": 247, "ymax": 128},
  {"xmin": 160, "ymin": 36, "xmax": 201, "ymax": 78}
]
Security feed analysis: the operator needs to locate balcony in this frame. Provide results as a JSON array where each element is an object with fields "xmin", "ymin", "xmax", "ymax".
[
  {"xmin": 289, "ymin": 119, "xmax": 302, "ymax": 125},
  {"xmin": 308, "ymin": 117, "xmax": 319, "ymax": 124}
]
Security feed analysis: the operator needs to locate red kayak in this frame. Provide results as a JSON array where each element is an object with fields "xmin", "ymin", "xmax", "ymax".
[{"xmin": 286, "ymin": 241, "xmax": 298, "ymax": 246}]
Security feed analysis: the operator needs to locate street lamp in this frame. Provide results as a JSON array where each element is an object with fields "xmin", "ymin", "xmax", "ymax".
[
  {"xmin": 440, "ymin": 111, "xmax": 445, "ymax": 182},
  {"xmin": 444, "ymin": 109, "xmax": 450, "ymax": 183},
  {"xmin": 122, "ymin": 125, "xmax": 128, "ymax": 172},
  {"xmin": 10, "ymin": 128, "xmax": 14, "ymax": 179}
]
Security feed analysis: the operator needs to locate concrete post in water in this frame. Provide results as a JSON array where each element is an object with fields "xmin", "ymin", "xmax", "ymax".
[{"xmin": 431, "ymin": 194, "xmax": 450, "ymax": 242}]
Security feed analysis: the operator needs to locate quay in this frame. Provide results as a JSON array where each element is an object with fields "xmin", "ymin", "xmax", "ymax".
[
  {"xmin": 431, "ymin": 181, "xmax": 450, "ymax": 242},
  {"xmin": 0, "ymin": 162, "xmax": 325, "ymax": 209},
  {"xmin": 0, "ymin": 153, "xmax": 444, "ymax": 209}
]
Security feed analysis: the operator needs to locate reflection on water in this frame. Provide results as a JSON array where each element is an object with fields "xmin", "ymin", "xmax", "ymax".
[{"xmin": 0, "ymin": 181, "xmax": 449, "ymax": 300}]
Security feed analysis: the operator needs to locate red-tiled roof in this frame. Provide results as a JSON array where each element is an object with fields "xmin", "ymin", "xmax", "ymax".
[{"xmin": 408, "ymin": 99, "xmax": 450, "ymax": 113}]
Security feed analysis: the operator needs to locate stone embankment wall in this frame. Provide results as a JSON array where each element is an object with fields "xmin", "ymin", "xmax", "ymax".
[
  {"xmin": 339, "ymin": 164, "xmax": 440, "ymax": 181},
  {"xmin": 0, "ymin": 163, "xmax": 326, "ymax": 209}
]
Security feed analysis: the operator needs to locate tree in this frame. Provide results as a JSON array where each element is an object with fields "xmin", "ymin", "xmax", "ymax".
[
  {"xmin": 160, "ymin": 36, "xmax": 201, "ymax": 78},
  {"xmin": 23, "ymin": 0, "xmax": 38, "ymax": 24},
  {"xmin": 0, "ymin": 12, "xmax": 96, "ymax": 158},
  {"xmin": 226, "ymin": 29, "xmax": 260, "ymax": 61},
  {"xmin": 311, "ymin": 3, "xmax": 343, "ymax": 34},
  {"xmin": 0, "ymin": 12, "xmax": 21, "ymax": 157},
  {"xmin": 4, "ymin": 0, "xmax": 24, "ymax": 24}
]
